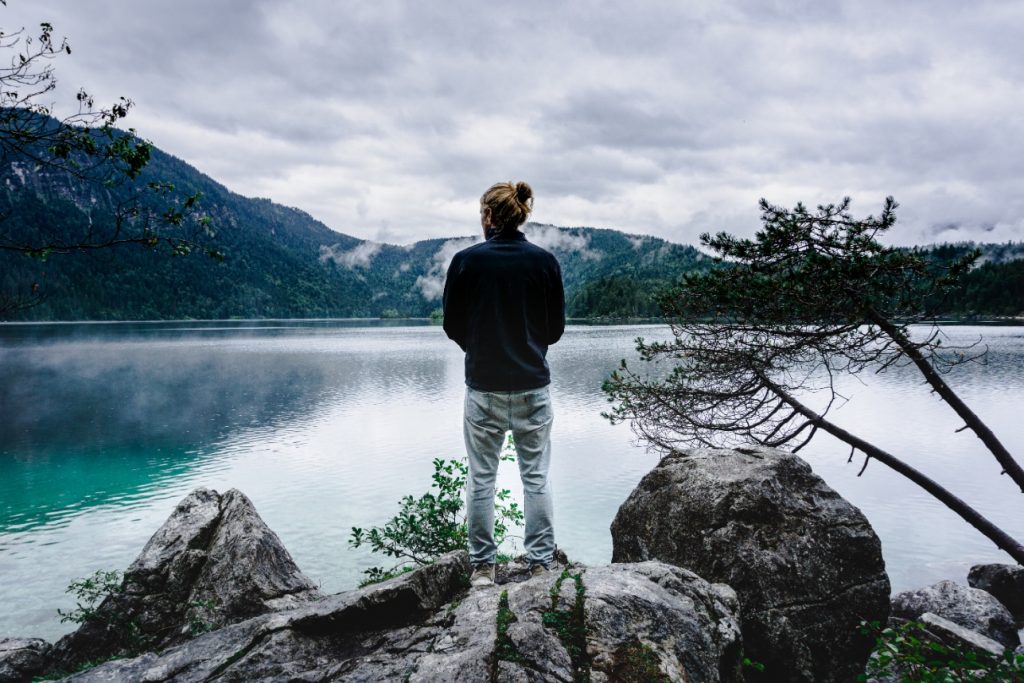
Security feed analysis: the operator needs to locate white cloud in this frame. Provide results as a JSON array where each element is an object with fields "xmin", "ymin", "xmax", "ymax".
[
  {"xmin": 318, "ymin": 241, "xmax": 381, "ymax": 269},
  {"xmin": 415, "ymin": 236, "xmax": 480, "ymax": 300},
  {"xmin": 524, "ymin": 224, "xmax": 602, "ymax": 261}
]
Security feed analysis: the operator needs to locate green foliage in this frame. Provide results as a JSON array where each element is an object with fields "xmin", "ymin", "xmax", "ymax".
[
  {"xmin": 858, "ymin": 620, "xmax": 1024, "ymax": 682},
  {"xmin": 610, "ymin": 640, "xmax": 671, "ymax": 682},
  {"xmin": 542, "ymin": 568, "xmax": 590, "ymax": 682},
  {"xmin": 742, "ymin": 656, "xmax": 766, "ymax": 672},
  {"xmin": 922, "ymin": 243, "xmax": 1024, "ymax": 317},
  {"xmin": 602, "ymin": 197, "xmax": 967, "ymax": 451},
  {"xmin": 349, "ymin": 435, "xmax": 524, "ymax": 585},
  {"xmin": 567, "ymin": 276, "xmax": 667, "ymax": 319},
  {"xmin": 56, "ymin": 569, "xmax": 148, "ymax": 655},
  {"xmin": 665, "ymin": 196, "xmax": 971, "ymax": 324},
  {"xmin": 57, "ymin": 569, "xmax": 123, "ymax": 626},
  {"xmin": 186, "ymin": 598, "xmax": 218, "ymax": 637},
  {"xmin": 56, "ymin": 568, "xmax": 218, "ymax": 663},
  {"xmin": 494, "ymin": 590, "xmax": 525, "ymax": 664}
]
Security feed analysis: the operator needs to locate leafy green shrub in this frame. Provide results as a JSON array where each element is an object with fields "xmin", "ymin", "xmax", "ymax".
[
  {"xmin": 56, "ymin": 568, "xmax": 218, "ymax": 659},
  {"xmin": 349, "ymin": 435, "xmax": 524, "ymax": 585},
  {"xmin": 57, "ymin": 569, "xmax": 148, "ymax": 653},
  {"xmin": 859, "ymin": 620, "xmax": 1024, "ymax": 682},
  {"xmin": 57, "ymin": 570, "xmax": 124, "ymax": 627}
]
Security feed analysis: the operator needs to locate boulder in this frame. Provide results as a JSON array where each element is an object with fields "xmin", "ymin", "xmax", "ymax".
[
  {"xmin": 49, "ymin": 488, "xmax": 321, "ymax": 672},
  {"xmin": 58, "ymin": 558, "xmax": 743, "ymax": 682},
  {"xmin": 17, "ymin": 487, "xmax": 747, "ymax": 682},
  {"xmin": 968, "ymin": 563, "xmax": 1024, "ymax": 624},
  {"xmin": 0, "ymin": 638, "xmax": 51, "ymax": 683},
  {"xmin": 891, "ymin": 579, "xmax": 1019, "ymax": 649},
  {"xmin": 611, "ymin": 446, "xmax": 891, "ymax": 683}
]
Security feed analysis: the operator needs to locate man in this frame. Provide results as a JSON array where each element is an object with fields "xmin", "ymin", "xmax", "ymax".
[{"xmin": 442, "ymin": 180, "xmax": 565, "ymax": 587}]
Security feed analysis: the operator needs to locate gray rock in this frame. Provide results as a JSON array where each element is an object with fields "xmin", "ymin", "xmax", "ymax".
[
  {"xmin": 183, "ymin": 489, "xmax": 322, "ymax": 627},
  {"xmin": 61, "ymin": 559, "xmax": 742, "ymax": 682},
  {"xmin": 0, "ymin": 638, "xmax": 51, "ymax": 683},
  {"xmin": 918, "ymin": 612, "xmax": 1005, "ymax": 658},
  {"xmin": 968, "ymin": 563, "xmax": 1024, "ymax": 624},
  {"xmin": 582, "ymin": 563, "xmax": 743, "ymax": 683},
  {"xmin": 50, "ymin": 488, "xmax": 321, "ymax": 672},
  {"xmin": 610, "ymin": 446, "xmax": 891, "ymax": 683},
  {"xmin": 891, "ymin": 579, "xmax": 1019, "ymax": 649},
  {"xmin": 863, "ymin": 614, "xmax": 1011, "ymax": 683}
]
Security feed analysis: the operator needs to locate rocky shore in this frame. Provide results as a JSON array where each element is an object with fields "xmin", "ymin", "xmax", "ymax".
[{"xmin": 1, "ymin": 447, "xmax": 1020, "ymax": 682}]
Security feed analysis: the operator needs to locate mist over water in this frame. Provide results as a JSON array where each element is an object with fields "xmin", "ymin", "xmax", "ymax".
[{"xmin": 1, "ymin": 321, "xmax": 1023, "ymax": 641}]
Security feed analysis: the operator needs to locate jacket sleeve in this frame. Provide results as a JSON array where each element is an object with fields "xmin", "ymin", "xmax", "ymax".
[
  {"xmin": 442, "ymin": 253, "xmax": 468, "ymax": 351},
  {"xmin": 547, "ymin": 257, "xmax": 566, "ymax": 345}
]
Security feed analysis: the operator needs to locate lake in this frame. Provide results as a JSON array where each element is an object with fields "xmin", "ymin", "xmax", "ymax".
[{"xmin": 2, "ymin": 320, "xmax": 1023, "ymax": 641}]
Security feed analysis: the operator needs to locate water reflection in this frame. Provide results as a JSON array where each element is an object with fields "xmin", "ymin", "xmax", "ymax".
[
  {"xmin": 800, "ymin": 326, "xmax": 1024, "ymax": 591},
  {"xmin": 1, "ymin": 322, "xmax": 1022, "ymax": 642}
]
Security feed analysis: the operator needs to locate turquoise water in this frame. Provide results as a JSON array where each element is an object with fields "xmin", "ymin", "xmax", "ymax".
[{"xmin": 2, "ymin": 320, "xmax": 1023, "ymax": 641}]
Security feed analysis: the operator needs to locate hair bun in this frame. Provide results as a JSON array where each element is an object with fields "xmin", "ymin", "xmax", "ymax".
[{"xmin": 514, "ymin": 181, "xmax": 533, "ymax": 205}]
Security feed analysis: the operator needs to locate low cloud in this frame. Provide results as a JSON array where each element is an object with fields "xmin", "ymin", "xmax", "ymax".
[
  {"xmin": 415, "ymin": 237, "xmax": 480, "ymax": 300},
  {"xmin": 319, "ymin": 241, "xmax": 382, "ymax": 269},
  {"xmin": 525, "ymin": 225, "xmax": 602, "ymax": 261}
]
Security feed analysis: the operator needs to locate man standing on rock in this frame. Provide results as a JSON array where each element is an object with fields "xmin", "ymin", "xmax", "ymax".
[{"xmin": 442, "ymin": 180, "xmax": 565, "ymax": 587}]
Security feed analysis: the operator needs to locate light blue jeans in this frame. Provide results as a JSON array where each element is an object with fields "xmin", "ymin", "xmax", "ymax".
[{"xmin": 464, "ymin": 386, "xmax": 555, "ymax": 567}]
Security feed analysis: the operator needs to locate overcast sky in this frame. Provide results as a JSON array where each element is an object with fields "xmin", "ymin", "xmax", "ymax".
[{"xmin": 5, "ymin": 1, "xmax": 1023, "ymax": 246}]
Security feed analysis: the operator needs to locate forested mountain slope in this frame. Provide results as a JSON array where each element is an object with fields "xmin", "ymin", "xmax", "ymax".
[{"xmin": 1, "ymin": 143, "xmax": 1020, "ymax": 320}]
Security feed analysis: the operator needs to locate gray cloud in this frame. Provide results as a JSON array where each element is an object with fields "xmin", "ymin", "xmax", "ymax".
[{"xmin": 4, "ymin": 0, "xmax": 1023, "ymax": 247}]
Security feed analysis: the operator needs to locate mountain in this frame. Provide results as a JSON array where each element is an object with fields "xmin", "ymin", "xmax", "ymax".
[
  {"xmin": 1, "ymin": 138, "xmax": 1021, "ymax": 321},
  {"xmin": 0, "ymin": 145, "xmax": 710, "ymax": 320}
]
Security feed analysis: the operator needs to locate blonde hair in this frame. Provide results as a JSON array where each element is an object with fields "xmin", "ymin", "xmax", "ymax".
[{"xmin": 481, "ymin": 181, "xmax": 533, "ymax": 234}]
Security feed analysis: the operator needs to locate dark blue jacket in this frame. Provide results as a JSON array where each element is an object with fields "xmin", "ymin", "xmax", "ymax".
[{"xmin": 442, "ymin": 231, "xmax": 565, "ymax": 391}]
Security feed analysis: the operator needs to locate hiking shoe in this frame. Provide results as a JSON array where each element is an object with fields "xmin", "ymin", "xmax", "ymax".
[
  {"xmin": 470, "ymin": 563, "xmax": 495, "ymax": 587},
  {"xmin": 529, "ymin": 562, "xmax": 552, "ymax": 578}
]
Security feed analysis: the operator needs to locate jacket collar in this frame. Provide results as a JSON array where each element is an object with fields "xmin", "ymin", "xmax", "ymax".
[{"xmin": 487, "ymin": 229, "xmax": 527, "ymax": 242}]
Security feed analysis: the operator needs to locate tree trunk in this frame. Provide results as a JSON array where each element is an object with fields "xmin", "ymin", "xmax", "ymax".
[
  {"xmin": 866, "ymin": 308, "xmax": 1024, "ymax": 494},
  {"xmin": 761, "ymin": 374, "xmax": 1024, "ymax": 566}
]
